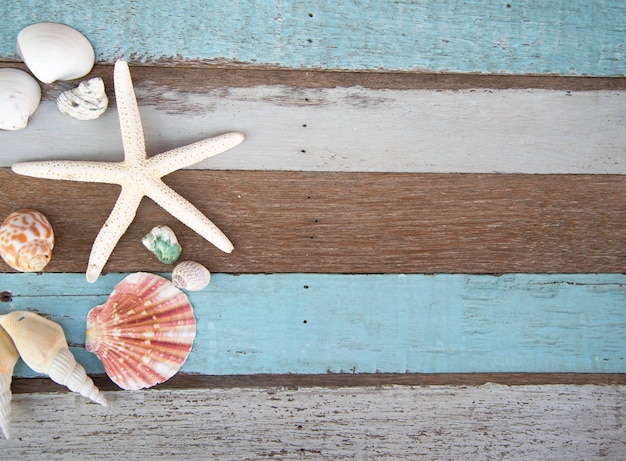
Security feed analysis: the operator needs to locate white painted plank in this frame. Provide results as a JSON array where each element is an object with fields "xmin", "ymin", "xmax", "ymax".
[
  {"xmin": 4, "ymin": 385, "xmax": 625, "ymax": 459},
  {"xmin": 1, "ymin": 88, "xmax": 624, "ymax": 174}
]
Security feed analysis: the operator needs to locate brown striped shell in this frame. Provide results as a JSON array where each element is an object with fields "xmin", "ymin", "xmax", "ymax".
[
  {"xmin": 0, "ymin": 209, "xmax": 54, "ymax": 272},
  {"xmin": 85, "ymin": 272, "xmax": 196, "ymax": 390}
]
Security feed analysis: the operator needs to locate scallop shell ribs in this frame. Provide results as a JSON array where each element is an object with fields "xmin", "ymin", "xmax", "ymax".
[{"xmin": 86, "ymin": 272, "xmax": 196, "ymax": 390}]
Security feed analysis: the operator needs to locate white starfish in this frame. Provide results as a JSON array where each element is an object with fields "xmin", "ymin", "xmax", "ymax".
[{"xmin": 12, "ymin": 59, "xmax": 244, "ymax": 283}]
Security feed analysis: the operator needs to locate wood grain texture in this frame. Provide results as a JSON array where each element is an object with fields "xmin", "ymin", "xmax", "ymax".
[
  {"xmin": 1, "ymin": 170, "xmax": 624, "ymax": 274},
  {"xmin": 3, "ymin": 385, "xmax": 625, "ymax": 459},
  {"xmin": 2, "ymin": 84, "xmax": 624, "ymax": 174},
  {"xmin": 2, "ymin": 273, "xmax": 625, "ymax": 376},
  {"xmin": 1, "ymin": 1, "xmax": 624, "ymax": 75},
  {"xmin": 12, "ymin": 373, "xmax": 626, "ymax": 394}
]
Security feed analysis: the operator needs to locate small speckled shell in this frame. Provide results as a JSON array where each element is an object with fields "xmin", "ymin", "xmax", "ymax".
[
  {"xmin": 57, "ymin": 77, "xmax": 108, "ymax": 120},
  {"xmin": 172, "ymin": 261, "xmax": 211, "ymax": 291},
  {"xmin": 141, "ymin": 225, "xmax": 182, "ymax": 264},
  {"xmin": 0, "ymin": 327, "xmax": 19, "ymax": 439},
  {"xmin": 85, "ymin": 272, "xmax": 196, "ymax": 390},
  {"xmin": 0, "ymin": 209, "xmax": 54, "ymax": 272}
]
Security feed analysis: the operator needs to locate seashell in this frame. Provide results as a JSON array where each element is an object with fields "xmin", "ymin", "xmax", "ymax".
[
  {"xmin": 57, "ymin": 77, "xmax": 108, "ymax": 120},
  {"xmin": 85, "ymin": 272, "xmax": 196, "ymax": 391},
  {"xmin": 17, "ymin": 22, "xmax": 95, "ymax": 84},
  {"xmin": 0, "ymin": 209, "xmax": 54, "ymax": 272},
  {"xmin": 0, "ymin": 311, "xmax": 107, "ymax": 406},
  {"xmin": 0, "ymin": 68, "xmax": 41, "ymax": 130},
  {"xmin": 0, "ymin": 327, "xmax": 19, "ymax": 439},
  {"xmin": 172, "ymin": 260, "xmax": 211, "ymax": 291},
  {"xmin": 141, "ymin": 225, "xmax": 182, "ymax": 264}
]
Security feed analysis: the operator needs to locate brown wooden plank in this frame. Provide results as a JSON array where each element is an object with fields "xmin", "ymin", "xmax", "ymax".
[
  {"xmin": 1, "ymin": 62, "xmax": 625, "ymax": 104},
  {"xmin": 1, "ymin": 169, "xmax": 624, "ymax": 274},
  {"xmin": 11, "ymin": 373, "xmax": 626, "ymax": 394}
]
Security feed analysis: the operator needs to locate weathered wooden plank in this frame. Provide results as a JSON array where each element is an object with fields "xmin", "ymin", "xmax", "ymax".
[
  {"xmin": 1, "ymin": 170, "xmax": 624, "ymax": 274},
  {"xmin": 2, "ymin": 273, "xmax": 624, "ymax": 376},
  {"xmin": 0, "ymin": 1, "xmax": 624, "ymax": 75},
  {"xmin": 11, "ymin": 373, "xmax": 626, "ymax": 394},
  {"xmin": 3, "ymin": 385, "xmax": 625, "ymax": 459},
  {"xmin": 1, "ymin": 88, "xmax": 624, "ymax": 174}
]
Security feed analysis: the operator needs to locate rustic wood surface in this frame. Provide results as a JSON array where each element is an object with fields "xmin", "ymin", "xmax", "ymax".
[
  {"xmin": 2, "ymin": 63, "xmax": 625, "ymax": 100},
  {"xmin": 3, "ymin": 385, "xmax": 625, "ymax": 459},
  {"xmin": 1, "ymin": 170, "xmax": 624, "ymax": 274},
  {"xmin": 12, "ymin": 373, "xmax": 626, "ymax": 394},
  {"xmin": 2, "ymin": 72, "xmax": 624, "ymax": 174},
  {"xmin": 1, "ymin": 1, "xmax": 624, "ymax": 76}
]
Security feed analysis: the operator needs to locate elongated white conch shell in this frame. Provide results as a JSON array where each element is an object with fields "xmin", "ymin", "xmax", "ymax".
[
  {"xmin": 0, "ymin": 327, "xmax": 19, "ymax": 439},
  {"xmin": 172, "ymin": 260, "xmax": 211, "ymax": 291},
  {"xmin": 0, "ymin": 68, "xmax": 41, "ymax": 130},
  {"xmin": 17, "ymin": 22, "xmax": 95, "ymax": 84},
  {"xmin": 0, "ymin": 311, "xmax": 107, "ymax": 406},
  {"xmin": 0, "ymin": 209, "xmax": 54, "ymax": 272},
  {"xmin": 57, "ymin": 77, "xmax": 108, "ymax": 120}
]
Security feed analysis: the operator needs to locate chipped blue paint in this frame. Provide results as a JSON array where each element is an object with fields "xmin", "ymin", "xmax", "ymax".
[
  {"xmin": 0, "ymin": 273, "xmax": 624, "ymax": 377},
  {"xmin": 0, "ymin": 1, "xmax": 624, "ymax": 75}
]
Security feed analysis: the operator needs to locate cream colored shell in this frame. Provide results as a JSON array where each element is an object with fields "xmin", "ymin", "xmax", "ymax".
[
  {"xmin": 0, "ymin": 311, "xmax": 107, "ymax": 406},
  {"xmin": 0, "ymin": 327, "xmax": 19, "ymax": 439}
]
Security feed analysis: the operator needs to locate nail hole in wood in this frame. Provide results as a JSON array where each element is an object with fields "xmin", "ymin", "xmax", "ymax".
[{"xmin": 0, "ymin": 291, "xmax": 12, "ymax": 302}]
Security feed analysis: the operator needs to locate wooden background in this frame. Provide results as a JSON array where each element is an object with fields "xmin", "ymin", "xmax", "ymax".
[{"xmin": 0, "ymin": 1, "xmax": 625, "ymax": 459}]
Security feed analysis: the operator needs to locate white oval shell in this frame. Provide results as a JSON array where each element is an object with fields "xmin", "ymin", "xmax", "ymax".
[
  {"xmin": 17, "ymin": 22, "xmax": 95, "ymax": 84},
  {"xmin": 0, "ymin": 68, "xmax": 41, "ymax": 130},
  {"xmin": 172, "ymin": 261, "xmax": 211, "ymax": 291},
  {"xmin": 57, "ymin": 77, "xmax": 108, "ymax": 120}
]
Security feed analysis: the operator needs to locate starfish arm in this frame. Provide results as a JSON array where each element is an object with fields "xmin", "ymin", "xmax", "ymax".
[
  {"xmin": 148, "ymin": 132, "xmax": 245, "ymax": 177},
  {"xmin": 86, "ymin": 185, "xmax": 144, "ymax": 283},
  {"xmin": 114, "ymin": 59, "xmax": 146, "ymax": 165},
  {"xmin": 145, "ymin": 179, "xmax": 234, "ymax": 253},
  {"xmin": 12, "ymin": 161, "xmax": 126, "ymax": 184}
]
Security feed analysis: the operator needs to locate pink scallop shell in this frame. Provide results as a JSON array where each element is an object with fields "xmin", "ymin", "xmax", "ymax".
[{"xmin": 85, "ymin": 272, "xmax": 196, "ymax": 390}]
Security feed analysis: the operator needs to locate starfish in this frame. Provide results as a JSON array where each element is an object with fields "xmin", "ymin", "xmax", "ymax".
[{"xmin": 12, "ymin": 59, "xmax": 244, "ymax": 283}]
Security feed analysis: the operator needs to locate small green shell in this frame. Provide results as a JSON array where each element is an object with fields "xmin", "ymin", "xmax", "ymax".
[{"xmin": 141, "ymin": 225, "xmax": 182, "ymax": 264}]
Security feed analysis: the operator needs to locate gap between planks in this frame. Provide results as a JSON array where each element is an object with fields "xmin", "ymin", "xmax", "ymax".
[
  {"xmin": 1, "ymin": 63, "xmax": 625, "ymax": 103},
  {"xmin": 11, "ymin": 373, "xmax": 626, "ymax": 394}
]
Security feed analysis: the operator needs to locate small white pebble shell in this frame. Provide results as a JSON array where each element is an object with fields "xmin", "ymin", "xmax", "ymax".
[
  {"xmin": 0, "ymin": 68, "xmax": 41, "ymax": 130},
  {"xmin": 172, "ymin": 261, "xmax": 211, "ymax": 291},
  {"xmin": 57, "ymin": 78, "xmax": 108, "ymax": 120},
  {"xmin": 17, "ymin": 22, "xmax": 95, "ymax": 84}
]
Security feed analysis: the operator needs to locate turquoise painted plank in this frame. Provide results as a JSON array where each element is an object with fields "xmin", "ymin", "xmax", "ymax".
[
  {"xmin": 0, "ymin": 273, "xmax": 624, "ymax": 377},
  {"xmin": 0, "ymin": 1, "xmax": 623, "ymax": 75}
]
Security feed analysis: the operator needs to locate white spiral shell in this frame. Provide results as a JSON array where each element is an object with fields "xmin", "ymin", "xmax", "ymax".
[
  {"xmin": 0, "ymin": 327, "xmax": 19, "ymax": 439},
  {"xmin": 57, "ymin": 78, "xmax": 108, "ymax": 120},
  {"xmin": 0, "ymin": 68, "xmax": 41, "ymax": 130},
  {"xmin": 0, "ymin": 311, "xmax": 107, "ymax": 406},
  {"xmin": 172, "ymin": 261, "xmax": 211, "ymax": 291},
  {"xmin": 17, "ymin": 22, "xmax": 95, "ymax": 84}
]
